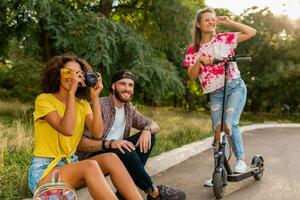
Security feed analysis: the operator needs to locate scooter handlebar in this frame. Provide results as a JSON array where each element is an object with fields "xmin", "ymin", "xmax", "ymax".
[
  {"xmin": 235, "ymin": 57, "xmax": 251, "ymax": 62},
  {"xmin": 213, "ymin": 59, "xmax": 224, "ymax": 64},
  {"xmin": 213, "ymin": 55, "xmax": 252, "ymax": 64}
]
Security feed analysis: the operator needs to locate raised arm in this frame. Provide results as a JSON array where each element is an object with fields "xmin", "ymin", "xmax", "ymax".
[
  {"xmin": 85, "ymin": 77, "xmax": 104, "ymax": 139},
  {"xmin": 43, "ymin": 71, "xmax": 84, "ymax": 136},
  {"xmin": 43, "ymin": 94, "xmax": 76, "ymax": 136},
  {"xmin": 216, "ymin": 16, "xmax": 257, "ymax": 42}
]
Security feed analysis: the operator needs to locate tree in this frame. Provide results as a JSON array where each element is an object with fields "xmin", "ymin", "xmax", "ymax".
[
  {"xmin": 0, "ymin": 0, "xmax": 185, "ymax": 104},
  {"xmin": 112, "ymin": 0, "xmax": 205, "ymax": 108},
  {"xmin": 237, "ymin": 7, "xmax": 300, "ymax": 113}
]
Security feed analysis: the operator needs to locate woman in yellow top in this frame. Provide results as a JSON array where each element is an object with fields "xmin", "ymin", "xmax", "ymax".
[{"xmin": 28, "ymin": 54, "xmax": 142, "ymax": 200}]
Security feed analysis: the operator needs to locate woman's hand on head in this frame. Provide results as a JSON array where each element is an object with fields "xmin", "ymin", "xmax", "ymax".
[
  {"xmin": 216, "ymin": 16, "xmax": 231, "ymax": 25},
  {"xmin": 90, "ymin": 75, "xmax": 103, "ymax": 100}
]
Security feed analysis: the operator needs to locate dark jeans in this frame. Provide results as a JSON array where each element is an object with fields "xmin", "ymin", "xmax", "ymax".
[{"xmin": 90, "ymin": 132, "xmax": 156, "ymax": 192}]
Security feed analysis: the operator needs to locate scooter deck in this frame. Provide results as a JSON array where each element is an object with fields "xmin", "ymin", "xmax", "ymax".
[{"xmin": 227, "ymin": 167, "xmax": 258, "ymax": 182}]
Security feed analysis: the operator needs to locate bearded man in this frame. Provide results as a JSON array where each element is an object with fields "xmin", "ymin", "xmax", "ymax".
[{"xmin": 76, "ymin": 69, "xmax": 186, "ymax": 200}]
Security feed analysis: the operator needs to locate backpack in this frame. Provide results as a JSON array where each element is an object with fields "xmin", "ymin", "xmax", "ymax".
[{"xmin": 33, "ymin": 170, "xmax": 77, "ymax": 200}]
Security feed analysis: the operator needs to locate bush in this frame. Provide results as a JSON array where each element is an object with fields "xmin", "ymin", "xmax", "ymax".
[{"xmin": 0, "ymin": 58, "xmax": 42, "ymax": 102}]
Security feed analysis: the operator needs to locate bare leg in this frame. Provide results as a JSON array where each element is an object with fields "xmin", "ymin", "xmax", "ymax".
[
  {"xmin": 90, "ymin": 153, "xmax": 143, "ymax": 200},
  {"xmin": 38, "ymin": 159, "xmax": 117, "ymax": 200}
]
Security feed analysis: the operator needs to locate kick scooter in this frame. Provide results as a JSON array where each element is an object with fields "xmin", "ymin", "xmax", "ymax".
[{"xmin": 212, "ymin": 55, "xmax": 265, "ymax": 199}]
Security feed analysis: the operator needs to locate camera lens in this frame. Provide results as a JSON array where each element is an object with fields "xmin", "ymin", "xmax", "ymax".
[{"xmin": 84, "ymin": 72, "xmax": 98, "ymax": 87}]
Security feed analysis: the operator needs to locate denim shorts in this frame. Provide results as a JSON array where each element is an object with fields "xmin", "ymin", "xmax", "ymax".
[{"xmin": 28, "ymin": 154, "xmax": 78, "ymax": 193}]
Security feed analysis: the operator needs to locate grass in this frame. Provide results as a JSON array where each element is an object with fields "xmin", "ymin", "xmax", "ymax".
[
  {"xmin": 137, "ymin": 107, "xmax": 212, "ymax": 156},
  {"xmin": 0, "ymin": 100, "xmax": 33, "ymax": 125},
  {"xmin": 240, "ymin": 111, "xmax": 300, "ymax": 125},
  {"xmin": 0, "ymin": 101, "xmax": 299, "ymax": 199},
  {"xmin": 0, "ymin": 101, "xmax": 33, "ymax": 199}
]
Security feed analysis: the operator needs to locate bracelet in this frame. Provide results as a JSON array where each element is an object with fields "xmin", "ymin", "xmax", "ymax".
[
  {"xmin": 143, "ymin": 125, "xmax": 151, "ymax": 133},
  {"xmin": 105, "ymin": 140, "xmax": 110, "ymax": 149},
  {"xmin": 102, "ymin": 140, "xmax": 107, "ymax": 150},
  {"xmin": 109, "ymin": 140, "xmax": 115, "ymax": 149}
]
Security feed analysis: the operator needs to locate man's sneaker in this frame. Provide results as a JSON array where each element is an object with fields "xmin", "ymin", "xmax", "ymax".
[
  {"xmin": 147, "ymin": 185, "xmax": 186, "ymax": 200},
  {"xmin": 204, "ymin": 178, "xmax": 213, "ymax": 187},
  {"xmin": 233, "ymin": 159, "xmax": 247, "ymax": 174}
]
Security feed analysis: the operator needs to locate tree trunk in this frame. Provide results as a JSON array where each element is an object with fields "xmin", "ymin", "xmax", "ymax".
[
  {"xmin": 250, "ymin": 99, "xmax": 261, "ymax": 113},
  {"xmin": 39, "ymin": 18, "xmax": 51, "ymax": 62},
  {"xmin": 186, "ymin": 90, "xmax": 196, "ymax": 111},
  {"xmin": 173, "ymin": 95, "xmax": 177, "ymax": 107},
  {"xmin": 99, "ymin": 0, "xmax": 113, "ymax": 16},
  {"xmin": 184, "ymin": 79, "xmax": 196, "ymax": 111}
]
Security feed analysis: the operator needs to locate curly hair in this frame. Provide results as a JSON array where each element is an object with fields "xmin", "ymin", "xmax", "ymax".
[{"xmin": 42, "ymin": 54, "xmax": 93, "ymax": 100}]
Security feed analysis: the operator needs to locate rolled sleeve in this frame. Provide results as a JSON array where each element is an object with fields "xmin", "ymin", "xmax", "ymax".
[
  {"xmin": 184, "ymin": 45, "xmax": 197, "ymax": 67},
  {"xmin": 33, "ymin": 94, "xmax": 57, "ymax": 121},
  {"xmin": 131, "ymin": 105, "xmax": 152, "ymax": 130}
]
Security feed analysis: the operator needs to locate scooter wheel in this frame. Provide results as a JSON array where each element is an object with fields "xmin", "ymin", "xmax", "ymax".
[
  {"xmin": 213, "ymin": 171, "xmax": 224, "ymax": 199},
  {"xmin": 251, "ymin": 155, "xmax": 264, "ymax": 181}
]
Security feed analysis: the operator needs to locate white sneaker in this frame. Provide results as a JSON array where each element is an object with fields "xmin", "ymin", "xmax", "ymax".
[
  {"xmin": 204, "ymin": 178, "xmax": 213, "ymax": 187},
  {"xmin": 233, "ymin": 159, "xmax": 247, "ymax": 174}
]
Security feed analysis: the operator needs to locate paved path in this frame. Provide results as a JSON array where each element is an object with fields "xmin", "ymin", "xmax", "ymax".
[{"xmin": 148, "ymin": 127, "xmax": 300, "ymax": 200}]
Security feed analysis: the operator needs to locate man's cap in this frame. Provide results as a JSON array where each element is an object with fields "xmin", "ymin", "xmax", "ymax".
[{"xmin": 110, "ymin": 69, "xmax": 134, "ymax": 92}]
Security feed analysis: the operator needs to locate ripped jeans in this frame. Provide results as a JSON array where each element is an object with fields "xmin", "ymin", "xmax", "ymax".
[{"xmin": 209, "ymin": 78, "xmax": 247, "ymax": 159}]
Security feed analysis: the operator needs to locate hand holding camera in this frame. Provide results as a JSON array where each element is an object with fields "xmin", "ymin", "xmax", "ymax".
[
  {"xmin": 89, "ymin": 72, "xmax": 103, "ymax": 100},
  {"xmin": 61, "ymin": 68, "xmax": 100, "ymax": 88},
  {"xmin": 61, "ymin": 68, "xmax": 102, "ymax": 99}
]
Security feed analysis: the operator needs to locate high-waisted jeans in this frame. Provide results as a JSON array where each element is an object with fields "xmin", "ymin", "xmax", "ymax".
[{"xmin": 209, "ymin": 78, "xmax": 247, "ymax": 159}]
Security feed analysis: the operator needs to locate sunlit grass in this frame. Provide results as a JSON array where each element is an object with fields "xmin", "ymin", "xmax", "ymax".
[
  {"xmin": 0, "ymin": 100, "xmax": 33, "ymax": 125},
  {"xmin": 0, "ymin": 101, "xmax": 33, "ymax": 199},
  {"xmin": 240, "ymin": 111, "xmax": 300, "ymax": 125},
  {"xmin": 138, "ymin": 107, "xmax": 212, "ymax": 156},
  {"xmin": 0, "ymin": 101, "xmax": 33, "ymax": 155}
]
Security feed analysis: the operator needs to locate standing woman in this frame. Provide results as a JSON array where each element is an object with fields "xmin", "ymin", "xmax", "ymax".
[
  {"xmin": 183, "ymin": 8, "xmax": 256, "ymax": 183},
  {"xmin": 28, "ymin": 54, "xmax": 142, "ymax": 200}
]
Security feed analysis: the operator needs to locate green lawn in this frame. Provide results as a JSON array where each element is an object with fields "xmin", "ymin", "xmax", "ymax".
[
  {"xmin": 0, "ymin": 100, "xmax": 299, "ymax": 199},
  {"xmin": 0, "ymin": 101, "xmax": 33, "ymax": 199},
  {"xmin": 137, "ymin": 107, "xmax": 212, "ymax": 156}
]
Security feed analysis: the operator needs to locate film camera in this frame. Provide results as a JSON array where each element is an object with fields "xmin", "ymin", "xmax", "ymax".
[
  {"xmin": 84, "ymin": 71, "xmax": 99, "ymax": 87},
  {"xmin": 61, "ymin": 68, "xmax": 100, "ymax": 87}
]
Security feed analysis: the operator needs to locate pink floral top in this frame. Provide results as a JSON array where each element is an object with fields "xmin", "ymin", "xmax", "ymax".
[{"xmin": 184, "ymin": 32, "xmax": 240, "ymax": 94}]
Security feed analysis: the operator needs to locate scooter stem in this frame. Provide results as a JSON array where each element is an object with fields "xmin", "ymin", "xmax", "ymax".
[{"xmin": 221, "ymin": 61, "xmax": 230, "ymax": 132}]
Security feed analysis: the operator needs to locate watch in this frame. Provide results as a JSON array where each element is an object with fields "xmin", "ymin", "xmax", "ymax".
[{"xmin": 143, "ymin": 125, "xmax": 151, "ymax": 132}]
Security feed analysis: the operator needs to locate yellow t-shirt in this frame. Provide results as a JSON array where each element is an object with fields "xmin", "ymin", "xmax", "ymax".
[{"xmin": 33, "ymin": 93, "xmax": 92, "ymax": 180}]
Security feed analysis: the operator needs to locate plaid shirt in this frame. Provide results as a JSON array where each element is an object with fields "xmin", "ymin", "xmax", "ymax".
[{"xmin": 76, "ymin": 95, "xmax": 154, "ymax": 160}]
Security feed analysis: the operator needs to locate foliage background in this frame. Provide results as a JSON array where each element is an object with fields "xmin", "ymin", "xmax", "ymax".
[{"xmin": 1, "ymin": 0, "xmax": 299, "ymax": 114}]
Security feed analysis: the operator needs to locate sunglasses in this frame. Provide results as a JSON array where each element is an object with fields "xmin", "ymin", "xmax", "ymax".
[
  {"xmin": 60, "ymin": 68, "xmax": 84, "ymax": 79},
  {"xmin": 60, "ymin": 68, "xmax": 74, "ymax": 79}
]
